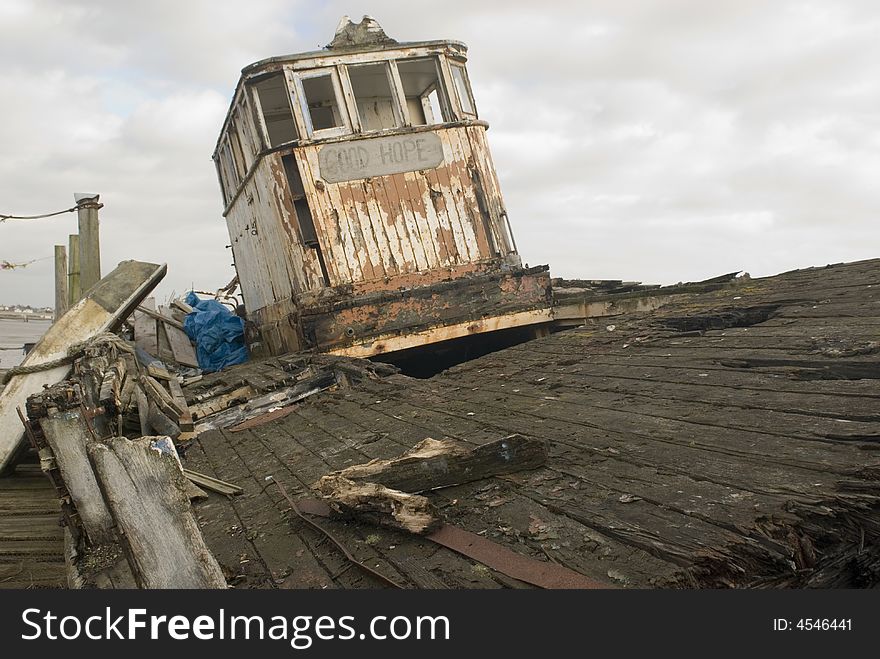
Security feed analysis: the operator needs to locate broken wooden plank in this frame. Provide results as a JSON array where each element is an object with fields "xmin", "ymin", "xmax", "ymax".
[
  {"xmin": 199, "ymin": 370, "xmax": 336, "ymax": 432},
  {"xmin": 156, "ymin": 319, "xmax": 175, "ymax": 364},
  {"xmin": 183, "ymin": 469, "xmax": 242, "ymax": 496},
  {"xmin": 133, "ymin": 298, "xmax": 159, "ymax": 356},
  {"xmin": 165, "ymin": 324, "xmax": 198, "ymax": 369},
  {"xmin": 315, "ymin": 434, "xmax": 548, "ymax": 493},
  {"xmin": 135, "ymin": 385, "xmax": 150, "ymax": 437},
  {"xmin": 136, "ymin": 303, "xmax": 185, "ymax": 331},
  {"xmin": 314, "ymin": 475, "xmax": 439, "ymax": 534},
  {"xmin": 88, "ymin": 436, "xmax": 227, "ymax": 588},
  {"xmin": 37, "ymin": 411, "xmax": 115, "ymax": 546},
  {"xmin": 167, "ymin": 378, "xmax": 193, "ymax": 431},
  {"xmin": 0, "ymin": 261, "xmax": 167, "ymax": 474},
  {"xmin": 172, "ymin": 299, "xmax": 193, "ymax": 315},
  {"xmin": 141, "ymin": 375, "xmax": 184, "ymax": 420},
  {"xmin": 146, "ymin": 401, "xmax": 181, "ymax": 440}
]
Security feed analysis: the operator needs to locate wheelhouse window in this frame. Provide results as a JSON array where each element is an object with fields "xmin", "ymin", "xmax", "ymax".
[
  {"xmin": 251, "ymin": 74, "xmax": 299, "ymax": 147},
  {"xmin": 347, "ymin": 62, "xmax": 401, "ymax": 131},
  {"xmin": 296, "ymin": 69, "xmax": 349, "ymax": 136},
  {"xmin": 397, "ymin": 58, "xmax": 451, "ymax": 126},
  {"xmin": 450, "ymin": 64, "xmax": 476, "ymax": 117}
]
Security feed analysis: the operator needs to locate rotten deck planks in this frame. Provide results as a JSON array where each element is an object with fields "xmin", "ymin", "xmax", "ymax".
[
  {"xmin": 0, "ymin": 464, "xmax": 65, "ymax": 589},
  {"xmin": 186, "ymin": 258, "xmax": 880, "ymax": 589}
]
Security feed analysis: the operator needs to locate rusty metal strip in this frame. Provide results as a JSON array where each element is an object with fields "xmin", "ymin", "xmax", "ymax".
[
  {"xmin": 294, "ymin": 497, "xmax": 610, "ymax": 589},
  {"xmin": 426, "ymin": 524, "xmax": 610, "ymax": 589},
  {"xmin": 273, "ymin": 481, "xmax": 402, "ymax": 589}
]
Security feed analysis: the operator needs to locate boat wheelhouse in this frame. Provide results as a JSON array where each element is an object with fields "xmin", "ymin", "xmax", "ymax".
[{"xmin": 213, "ymin": 16, "xmax": 551, "ymax": 358}]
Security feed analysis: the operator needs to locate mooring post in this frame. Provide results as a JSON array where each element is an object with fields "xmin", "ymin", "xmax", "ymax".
[
  {"xmin": 75, "ymin": 193, "xmax": 102, "ymax": 294},
  {"xmin": 54, "ymin": 244, "xmax": 68, "ymax": 321},
  {"xmin": 68, "ymin": 233, "xmax": 81, "ymax": 306}
]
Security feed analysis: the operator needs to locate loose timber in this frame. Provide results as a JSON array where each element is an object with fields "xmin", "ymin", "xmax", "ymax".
[{"xmin": 0, "ymin": 260, "xmax": 167, "ymax": 474}]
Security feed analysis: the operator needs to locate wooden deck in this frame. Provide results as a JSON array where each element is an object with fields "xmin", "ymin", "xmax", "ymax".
[
  {"xmin": 0, "ymin": 463, "xmax": 65, "ymax": 588},
  {"xmin": 185, "ymin": 258, "xmax": 880, "ymax": 588}
]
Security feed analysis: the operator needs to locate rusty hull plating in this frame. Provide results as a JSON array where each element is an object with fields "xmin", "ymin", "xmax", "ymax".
[{"xmin": 213, "ymin": 16, "xmax": 551, "ymax": 358}]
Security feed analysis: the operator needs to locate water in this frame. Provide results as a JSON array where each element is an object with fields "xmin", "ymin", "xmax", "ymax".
[{"xmin": 0, "ymin": 317, "xmax": 52, "ymax": 369}]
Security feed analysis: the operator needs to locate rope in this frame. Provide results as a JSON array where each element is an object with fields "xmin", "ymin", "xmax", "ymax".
[
  {"xmin": 0, "ymin": 332, "xmax": 128, "ymax": 385},
  {"xmin": 1, "ymin": 352, "xmax": 80, "ymax": 384},
  {"xmin": 1, "ymin": 256, "xmax": 53, "ymax": 270},
  {"xmin": 0, "ymin": 206, "xmax": 78, "ymax": 223}
]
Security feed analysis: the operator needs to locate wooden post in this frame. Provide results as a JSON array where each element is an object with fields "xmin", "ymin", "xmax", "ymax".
[
  {"xmin": 54, "ymin": 245, "xmax": 68, "ymax": 321},
  {"xmin": 75, "ymin": 193, "xmax": 102, "ymax": 293},
  {"xmin": 68, "ymin": 233, "xmax": 81, "ymax": 305}
]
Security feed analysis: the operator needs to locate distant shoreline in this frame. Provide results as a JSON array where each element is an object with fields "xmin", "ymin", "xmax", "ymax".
[{"xmin": 0, "ymin": 312, "xmax": 54, "ymax": 322}]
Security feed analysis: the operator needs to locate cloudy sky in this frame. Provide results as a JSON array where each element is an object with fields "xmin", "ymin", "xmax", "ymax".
[{"xmin": 1, "ymin": 0, "xmax": 878, "ymax": 306}]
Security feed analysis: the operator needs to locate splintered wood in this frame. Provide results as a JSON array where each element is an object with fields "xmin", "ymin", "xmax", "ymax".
[
  {"xmin": 88, "ymin": 436, "xmax": 227, "ymax": 588},
  {"xmin": 315, "ymin": 475, "xmax": 439, "ymax": 534},
  {"xmin": 314, "ymin": 435, "xmax": 548, "ymax": 493},
  {"xmin": 312, "ymin": 435, "xmax": 547, "ymax": 534},
  {"xmin": 133, "ymin": 297, "xmax": 198, "ymax": 369}
]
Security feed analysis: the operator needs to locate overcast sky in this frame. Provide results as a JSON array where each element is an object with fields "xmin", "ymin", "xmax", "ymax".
[{"xmin": 1, "ymin": 0, "xmax": 878, "ymax": 306}]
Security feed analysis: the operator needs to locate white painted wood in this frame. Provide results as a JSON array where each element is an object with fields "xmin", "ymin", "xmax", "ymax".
[{"xmin": 318, "ymin": 132, "xmax": 443, "ymax": 183}]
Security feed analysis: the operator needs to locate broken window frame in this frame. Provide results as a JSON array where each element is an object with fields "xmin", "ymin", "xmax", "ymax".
[
  {"xmin": 216, "ymin": 137, "xmax": 240, "ymax": 205},
  {"xmin": 448, "ymin": 62, "xmax": 477, "ymax": 118},
  {"xmin": 249, "ymin": 73, "xmax": 300, "ymax": 149},
  {"xmin": 342, "ymin": 60, "xmax": 405, "ymax": 134},
  {"xmin": 291, "ymin": 67, "xmax": 351, "ymax": 139},
  {"xmin": 232, "ymin": 96, "xmax": 259, "ymax": 170},
  {"xmin": 395, "ymin": 56, "xmax": 456, "ymax": 127}
]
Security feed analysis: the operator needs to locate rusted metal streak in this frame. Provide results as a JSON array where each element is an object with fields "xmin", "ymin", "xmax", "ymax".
[
  {"xmin": 294, "ymin": 496, "xmax": 610, "ymax": 589},
  {"xmin": 426, "ymin": 525, "xmax": 611, "ymax": 590}
]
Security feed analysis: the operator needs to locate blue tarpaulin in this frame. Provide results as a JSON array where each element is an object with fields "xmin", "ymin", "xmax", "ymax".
[{"xmin": 183, "ymin": 291, "xmax": 248, "ymax": 372}]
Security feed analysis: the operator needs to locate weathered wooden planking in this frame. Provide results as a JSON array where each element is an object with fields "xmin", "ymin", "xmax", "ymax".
[
  {"xmin": 0, "ymin": 261, "xmax": 166, "ymax": 474},
  {"xmin": 155, "ymin": 307, "xmax": 175, "ymax": 363},
  {"xmin": 38, "ymin": 412, "xmax": 115, "ymax": 546},
  {"xmin": 133, "ymin": 297, "xmax": 159, "ymax": 356},
  {"xmin": 227, "ymin": 123, "xmax": 506, "ymax": 324},
  {"xmin": 88, "ymin": 436, "xmax": 227, "ymax": 589},
  {"xmin": 163, "ymin": 322, "xmax": 198, "ymax": 369}
]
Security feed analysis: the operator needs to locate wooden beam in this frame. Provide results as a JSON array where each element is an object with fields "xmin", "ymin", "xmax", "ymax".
[
  {"xmin": 183, "ymin": 469, "xmax": 242, "ymax": 496},
  {"xmin": 88, "ymin": 436, "xmax": 227, "ymax": 588},
  {"xmin": 156, "ymin": 319, "xmax": 175, "ymax": 363},
  {"xmin": 328, "ymin": 308, "xmax": 554, "ymax": 358},
  {"xmin": 167, "ymin": 378, "xmax": 193, "ymax": 431},
  {"xmin": 164, "ymin": 323, "xmax": 199, "ymax": 369},
  {"xmin": 75, "ymin": 194, "xmax": 101, "ymax": 293},
  {"xmin": 314, "ymin": 434, "xmax": 547, "ymax": 494},
  {"xmin": 68, "ymin": 234, "xmax": 81, "ymax": 306},
  {"xmin": 54, "ymin": 245, "xmax": 68, "ymax": 321},
  {"xmin": 133, "ymin": 297, "xmax": 159, "ymax": 356},
  {"xmin": 136, "ymin": 304, "xmax": 185, "ymax": 331}
]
